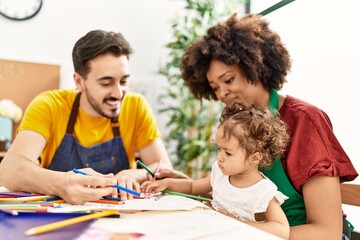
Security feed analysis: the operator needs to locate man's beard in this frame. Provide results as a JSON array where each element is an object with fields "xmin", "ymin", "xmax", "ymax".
[{"xmin": 83, "ymin": 88, "xmax": 120, "ymax": 119}]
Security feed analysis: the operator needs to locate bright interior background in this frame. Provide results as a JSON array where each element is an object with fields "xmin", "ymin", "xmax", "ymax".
[
  {"xmin": 251, "ymin": 0, "xmax": 360, "ymax": 229},
  {"xmin": 0, "ymin": 0, "xmax": 359, "ymax": 229}
]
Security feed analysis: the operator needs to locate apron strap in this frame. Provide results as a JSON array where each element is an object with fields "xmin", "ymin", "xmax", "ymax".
[
  {"xmin": 66, "ymin": 92, "xmax": 81, "ymax": 134},
  {"xmin": 111, "ymin": 118, "xmax": 120, "ymax": 137},
  {"xmin": 269, "ymin": 89, "xmax": 279, "ymax": 114}
]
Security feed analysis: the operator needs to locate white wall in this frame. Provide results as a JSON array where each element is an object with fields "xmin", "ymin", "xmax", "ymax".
[
  {"xmin": 0, "ymin": 0, "xmax": 185, "ymax": 131},
  {"xmin": 251, "ymin": 0, "xmax": 360, "ymax": 229}
]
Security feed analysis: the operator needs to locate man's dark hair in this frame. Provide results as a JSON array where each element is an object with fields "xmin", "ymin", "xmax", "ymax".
[{"xmin": 72, "ymin": 30, "xmax": 133, "ymax": 78}]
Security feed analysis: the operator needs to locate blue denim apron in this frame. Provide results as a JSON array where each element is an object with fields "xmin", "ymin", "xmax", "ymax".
[{"xmin": 48, "ymin": 93, "xmax": 129, "ymax": 174}]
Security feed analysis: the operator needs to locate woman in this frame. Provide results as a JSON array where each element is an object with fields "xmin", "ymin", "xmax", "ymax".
[{"xmin": 179, "ymin": 14, "xmax": 358, "ymax": 240}]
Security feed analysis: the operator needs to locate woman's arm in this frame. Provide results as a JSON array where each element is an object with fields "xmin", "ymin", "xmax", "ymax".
[
  {"xmin": 290, "ymin": 176, "xmax": 342, "ymax": 240},
  {"xmin": 247, "ymin": 198, "xmax": 290, "ymax": 239}
]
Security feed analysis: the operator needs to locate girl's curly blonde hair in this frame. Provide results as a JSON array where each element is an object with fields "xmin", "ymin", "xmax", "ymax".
[{"xmin": 218, "ymin": 102, "xmax": 289, "ymax": 168}]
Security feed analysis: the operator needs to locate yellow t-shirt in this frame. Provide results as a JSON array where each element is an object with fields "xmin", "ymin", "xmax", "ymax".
[{"xmin": 18, "ymin": 89, "xmax": 161, "ymax": 169}]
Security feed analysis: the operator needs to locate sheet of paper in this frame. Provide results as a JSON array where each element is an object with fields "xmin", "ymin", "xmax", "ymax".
[
  {"xmin": 48, "ymin": 195, "xmax": 209, "ymax": 213},
  {"xmin": 75, "ymin": 209, "xmax": 283, "ymax": 240}
]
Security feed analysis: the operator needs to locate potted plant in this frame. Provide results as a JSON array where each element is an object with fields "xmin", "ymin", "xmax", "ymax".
[{"xmin": 159, "ymin": 0, "xmax": 245, "ymax": 178}]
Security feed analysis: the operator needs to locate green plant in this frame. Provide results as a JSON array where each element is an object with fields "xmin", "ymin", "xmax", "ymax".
[{"xmin": 158, "ymin": 0, "xmax": 245, "ymax": 178}]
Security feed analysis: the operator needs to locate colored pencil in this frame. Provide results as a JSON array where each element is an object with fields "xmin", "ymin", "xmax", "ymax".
[
  {"xmin": 163, "ymin": 190, "xmax": 211, "ymax": 202},
  {"xmin": 0, "ymin": 209, "xmax": 19, "ymax": 215},
  {"xmin": 72, "ymin": 169, "xmax": 141, "ymax": 197},
  {"xmin": 44, "ymin": 196, "xmax": 62, "ymax": 202},
  {"xmin": 136, "ymin": 161, "xmax": 209, "ymax": 201},
  {"xmin": 136, "ymin": 160, "xmax": 163, "ymax": 180},
  {"xmin": 4, "ymin": 208, "xmax": 49, "ymax": 212},
  {"xmin": 102, "ymin": 196, "xmax": 122, "ymax": 201},
  {"xmin": 136, "ymin": 160, "xmax": 154, "ymax": 176},
  {"xmin": 0, "ymin": 203, "xmax": 55, "ymax": 207},
  {"xmin": 0, "ymin": 197, "xmax": 47, "ymax": 202},
  {"xmin": 24, "ymin": 210, "xmax": 119, "ymax": 236},
  {"xmin": 89, "ymin": 199, "xmax": 124, "ymax": 205},
  {"xmin": 155, "ymin": 192, "xmax": 165, "ymax": 201},
  {"xmin": 0, "ymin": 198, "xmax": 23, "ymax": 202},
  {"xmin": 153, "ymin": 159, "xmax": 162, "ymax": 181},
  {"xmin": 0, "ymin": 192, "xmax": 39, "ymax": 197},
  {"xmin": 112, "ymin": 184, "xmax": 141, "ymax": 197},
  {"xmin": 50, "ymin": 199, "xmax": 65, "ymax": 204},
  {"xmin": 16, "ymin": 195, "xmax": 54, "ymax": 202}
]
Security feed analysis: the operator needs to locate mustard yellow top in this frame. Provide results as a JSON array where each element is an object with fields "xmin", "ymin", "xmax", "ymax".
[{"xmin": 18, "ymin": 89, "xmax": 161, "ymax": 169}]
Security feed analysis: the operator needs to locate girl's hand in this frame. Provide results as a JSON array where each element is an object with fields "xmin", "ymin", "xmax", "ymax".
[
  {"xmin": 151, "ymin": 168, "xmax": 191, "ymax": 180},
  {"xmin": 141, "ymin": 179, "xmax": 169, "ymax": 193}
]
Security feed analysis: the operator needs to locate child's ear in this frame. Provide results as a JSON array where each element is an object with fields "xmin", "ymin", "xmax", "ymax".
[{"xmin": 249, "ymin": 152, "xmax": 261, "ymax": 164}]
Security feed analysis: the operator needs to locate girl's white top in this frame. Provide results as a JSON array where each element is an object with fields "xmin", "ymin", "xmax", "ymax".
[{"xmin": 211, "ymin": 162, "xmax": 288, "ymax": 223}]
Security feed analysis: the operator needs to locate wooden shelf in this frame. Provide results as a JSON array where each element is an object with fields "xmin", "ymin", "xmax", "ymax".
[{"xmin": 0, "ymin": 151, "xmax": 5, "ymax": 161}]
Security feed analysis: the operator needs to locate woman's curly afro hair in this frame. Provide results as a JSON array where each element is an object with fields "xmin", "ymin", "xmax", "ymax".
[{"xmin": 181, "ymin": 13, "xmax": 291, "ymax": 100}]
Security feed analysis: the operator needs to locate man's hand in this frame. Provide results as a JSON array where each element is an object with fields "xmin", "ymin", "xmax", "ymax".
[
  {"xmin": 60, "ymin": 168, "xmax": 116, "ymax": 205},
  {"xmin": 113, "ymin": 169, "xmax": 141, "ymax": 200}
]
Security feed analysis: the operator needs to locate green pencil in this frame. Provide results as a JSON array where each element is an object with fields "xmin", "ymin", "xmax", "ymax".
[
  {"xmin": 136, "ymin": 160, "xmax": 211, "ymax": 202},
  {"xmin": 136, "ymin": 160, "xmax": 154, "ymax": 176},
  {"xmin": 163, "ymin": 190, "xmax": 211, "ymax": 202}
]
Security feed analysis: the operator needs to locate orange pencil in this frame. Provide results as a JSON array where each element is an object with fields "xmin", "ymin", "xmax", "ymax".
[{"xmin": 24, "ymin": 210, "xmax": 119, "ymax": 236}]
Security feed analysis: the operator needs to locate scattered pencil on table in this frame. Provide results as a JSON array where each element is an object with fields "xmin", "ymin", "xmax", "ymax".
[
  {"xmin": 72, "ymin": 168, "xmax": 141, "ymax": 197},
  {"xmin": 0, "ymin": 192, "xmax": 39, "ymax": 197},
  {"xmin": 0, "ymin": 209, "xmax": 19, "ymax": 216},
  {"xmin": 89, "ymin": 199, "xmax": 124, "ymax": 205},
  {"xmin": 155, "ymin": 192, "xmax": 165, "ymax": 201},
  {"xmin": 24, "ymin": 209, "xmax": 119, "ymax": 236},
  {"xmin": 0, "ymin": 195, "xmax": 54, "ymax": 202},
  {"xmin": 102, "ymin": 196, "xmax": 122, "ymax": 201}
]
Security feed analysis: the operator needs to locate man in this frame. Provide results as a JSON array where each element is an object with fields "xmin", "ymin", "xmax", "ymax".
[{"xmin": 0, "ymin": 30, "xmax": 172, "ymax": 204}]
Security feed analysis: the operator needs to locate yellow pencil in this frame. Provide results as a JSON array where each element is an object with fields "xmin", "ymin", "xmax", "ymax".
[
  {"xmin": 24, "ymin": 210, "xmax": 119, "ymax": 236},
  {"xmin": 0, "ymin": 195, "xmax": 54, "ymax": 202},
  {"xmin": 17, "ymin": 195, "xmax": 54, "ymax": 202}
]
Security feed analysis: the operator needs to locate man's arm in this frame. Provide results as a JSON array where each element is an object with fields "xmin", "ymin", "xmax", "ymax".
[{"xmin": 0, "ymin": 130, "xmax": 116, "ymax": 204}]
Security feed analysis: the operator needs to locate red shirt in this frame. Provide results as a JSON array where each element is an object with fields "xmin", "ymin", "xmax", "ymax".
[{"xmin": 279, "ymin": 95, "xmax": 358, "ymax": 192}]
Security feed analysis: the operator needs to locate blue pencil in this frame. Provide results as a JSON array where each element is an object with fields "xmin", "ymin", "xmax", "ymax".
[{"xmin": 72, "ymin": 169, "xmax": 141, "ymax": 197}]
